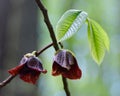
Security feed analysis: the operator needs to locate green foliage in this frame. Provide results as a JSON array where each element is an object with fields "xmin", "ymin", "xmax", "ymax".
[
  {"xmin": 87, "ymin": 18, "xmax": 110, "ymax": 64},
  {"xmin": 56, "ymin": 9, "xmax": 88, "ymax": 42},
  {"xmin": 55, "ymin": 9, "xmax": 110, "ymax": 65}
]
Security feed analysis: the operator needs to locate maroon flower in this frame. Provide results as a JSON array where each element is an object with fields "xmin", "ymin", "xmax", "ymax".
[
  {"xmin": 52, "ymin": 49, "xmax": 82, "ymax": 79},
  {"xmin": 8, "ymin": 52, "xmax": 47, "ymax": 84}
]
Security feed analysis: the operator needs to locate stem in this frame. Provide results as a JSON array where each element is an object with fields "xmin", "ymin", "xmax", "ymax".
[
  {"xmin": 36, "ymin": 42, "xmax": 63, "ymax": 56},
  {"xmin": 0, "ymin": 75, "xmax": 17, "ymax": 88},
  {"xmin": 62, "ymin": 77, "xmax": 70, "ymax": 96},
  {"xmin": 36, "ymin": 42, "xmax": 53, "ymax": 56},
  {"xmin": 35, "ymin": 0, "xmax": 59, "ymax": 51},
  {"xmin": 59, "ymin": 42, "xmax": 64, "ymax": 49},
  {"xmin": 35, "ymin": 0, "xmax": 70, "ymax": 96}
]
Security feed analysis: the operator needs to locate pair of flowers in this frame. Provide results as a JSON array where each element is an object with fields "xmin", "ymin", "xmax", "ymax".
[{"xmin": 8, "ymin": 49, "xmax": 82, "ymax": 84}]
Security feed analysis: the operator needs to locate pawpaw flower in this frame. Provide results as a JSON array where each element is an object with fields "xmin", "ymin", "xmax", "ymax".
[
  {"xmin": 52, "ymin": 49, "xmax": 82, "ymax": 79},
  {"xmin": 8, "ymin": 51, "xmax": 47, "ymax": 84}
]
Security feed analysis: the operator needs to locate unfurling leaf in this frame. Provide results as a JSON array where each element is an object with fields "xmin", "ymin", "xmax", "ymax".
[
  {"xmin": 56, "ymin": 9, "xmax": 88, "ymax": 42},
  {"xmin": 87, "ymin": 18, "xmax": 110, "ymax": 64}
]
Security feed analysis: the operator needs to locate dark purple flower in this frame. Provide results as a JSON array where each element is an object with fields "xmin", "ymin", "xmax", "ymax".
[
  {"xmin": 8, "ymin": 52, "xmax": 47, "ymax": 84},
  {"xmin": 52, "ymin": 49, "xmax": 82, "ymax": 79}
]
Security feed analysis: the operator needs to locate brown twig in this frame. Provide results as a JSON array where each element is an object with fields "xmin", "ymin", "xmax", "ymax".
[
  {"xmin": 59, "ymin": 42, "xmax": 64, "ymax": 49},
  {"xmin": 0, "ymin": 75, "xmax": 16, "ymax": 89},
  {"xmin": 36, "ymin": 42, "xmax": 63, "ymax": 56},
  {"xmin": 62, "ymin": 76, "xmax": 70, "ymax": 96},
  {"xmin": 35, "ymin": 0, "xmax": 71, "ymax": 96},
  {"xmin": 36, "ymin": 42, "xmax": 53, "ymax": 56},
  {"xmin": 35, "ymin": 0, "xmax": 59, "ymax": 51}
]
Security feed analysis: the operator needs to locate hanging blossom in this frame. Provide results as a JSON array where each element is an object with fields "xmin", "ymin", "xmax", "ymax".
[
  {"xmin": 8, "ymin": 51, "xmax": 47, "ymax": 84},
  {"xmin": 52, "ymin": 49, "xmax": 82, "ymax": 79}
]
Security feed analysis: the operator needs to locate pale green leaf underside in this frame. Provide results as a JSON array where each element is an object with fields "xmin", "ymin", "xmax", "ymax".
[
  {"xmin": 56, "ymin": 9, "xmax": 88, "ymax": 42},
  {"xmin": 87, "ymin": 19, "xmax": 110, "ymax": 64}
]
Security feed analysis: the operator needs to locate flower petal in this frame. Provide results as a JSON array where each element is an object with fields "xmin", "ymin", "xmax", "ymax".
[
  {"xmin": 20, "ymin": 71, "xmax": 40, "ymax": 84},
  {"xmin": 27, "ymin": 56, "xmax": 47, "ymax": 73},
  {"xmin": 19, "ymin": 56, "xmax": 28, "ymax": 65},
  {"xmin": 8, "ymin": 64, "xmax": 24, "ymax": 76},
  {"xmin": 54, "ymin": 50, "xmax": 71, "ymax": 70},
  {"xmin": 62, "ymin": 58, "xmax": 82, "ymax": 79},
  {"xmin": 52, "ymin": 62, "xmax": 62, "ymax": 76},
  {"xmin": 8, "ymin": 57, "xmax": 28, "ymax": 76},
  {"xmin": 19, "ymin": 65, "xmax": 41, "ymax": 84},
  {"xmin": 52, "ymin": 58, "xmax": 82, "ymax": 79}
]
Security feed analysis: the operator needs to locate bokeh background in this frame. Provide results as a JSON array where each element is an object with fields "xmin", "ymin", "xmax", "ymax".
[{"xmin": 0, "ymin": 0, "xmax": 120, "ymax": 96}]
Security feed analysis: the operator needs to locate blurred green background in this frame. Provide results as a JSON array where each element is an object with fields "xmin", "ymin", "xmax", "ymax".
[{"xmin": 0, "ymin": 0, "xmax": 120, "ymax": 96}]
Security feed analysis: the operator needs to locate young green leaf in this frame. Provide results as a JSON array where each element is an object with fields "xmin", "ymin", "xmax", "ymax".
[
  {"xmin": 87, "ymin": 18, "xmax": 110, "ymax": 64},
  {"xmin": 56, "ymin": 9, "xmax": 88, "ymax": 42}
]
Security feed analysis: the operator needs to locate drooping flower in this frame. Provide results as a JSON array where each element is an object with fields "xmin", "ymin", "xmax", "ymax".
[
  {"xmin": 8, "ymin": 51, "xmax": 47, "ymax": 84},
  {"xmin": 52, "ymin": 49, "xmax": 82, "ymax": 79}
]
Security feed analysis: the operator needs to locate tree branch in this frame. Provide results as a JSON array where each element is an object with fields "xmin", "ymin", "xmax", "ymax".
[
  {"xmin": 62, "ymin": 76, "xmax": 70, "ymax": 96},
  {"xmin": 0, "ymin": 75, "xmax": 16, "ymax": 89},
  {"xmin": 36, "ymin": 42, "xmax": 53, "ymax": 56},
  {"xmin": 36, "ymin": 42, "xmax": 63, "ymax": 56},
  {"xmin": 35, "ymin": 0, "xmax": 59, "ymax": 51},
  {"xmin": 35, "ymin": 0, "xmax": 71, "ymax": 96}
]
